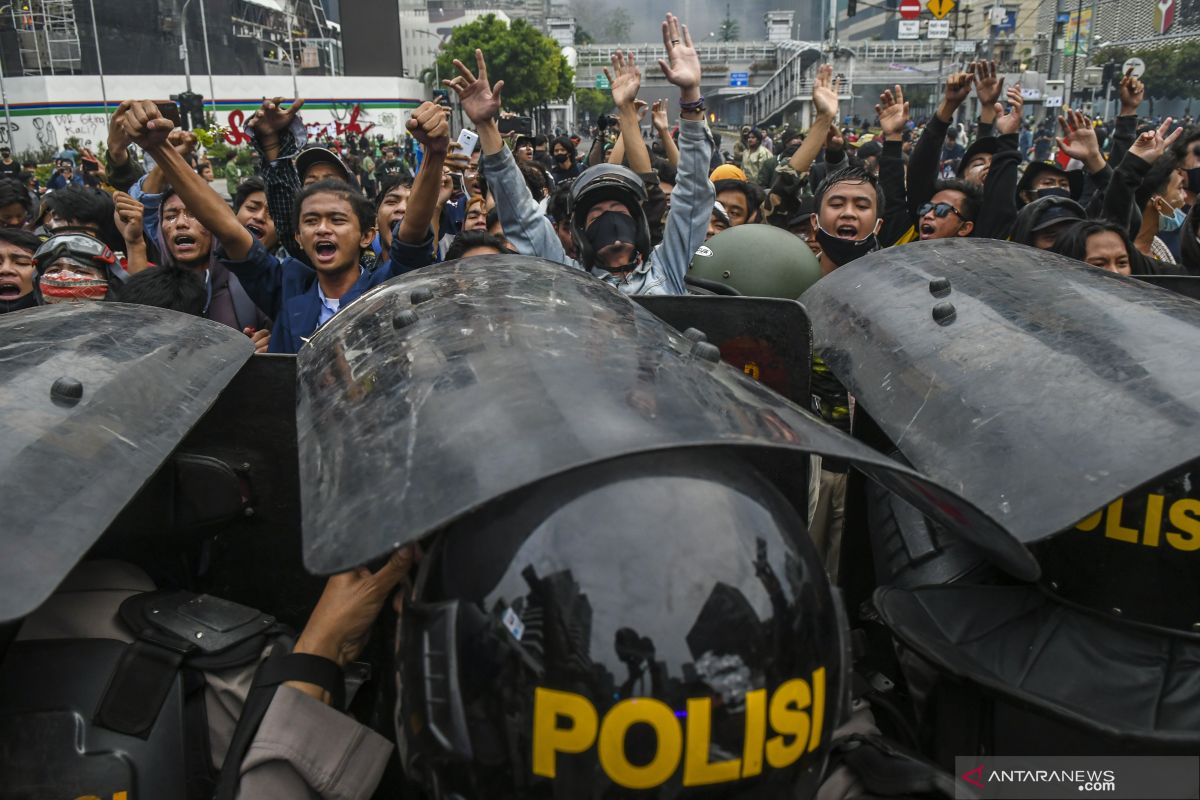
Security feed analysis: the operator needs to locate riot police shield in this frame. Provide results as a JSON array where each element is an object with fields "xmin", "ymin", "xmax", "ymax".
[
  {"xmin": 296, "ymin": 256, "xmax": 1030, "ymax": 578},
  {"xmin": 0, "ymin": 303, "xmax": 253, "ymax": 623},
  {"xmin": 633, "ymin": 295, "xmax": 811, "ymax": 407},
  {"xmin": 803, "ymin": 238, "xmax": 1200, "ymax": 556},
  {"xmin": 1132, "ymin": 273, "xmax": 1200, "ymax": 303}
]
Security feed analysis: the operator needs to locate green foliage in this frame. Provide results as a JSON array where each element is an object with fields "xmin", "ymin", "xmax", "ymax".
[
  {"xmin": 719, "ymin": 4, "xmax": 739, "ymax": 42},
  {"xmin": 1094, "ymin": 41, "xmax": 1200, "ymax": 101},
  {"xmin": 574, "ymin": 87, "xmax": 613, "ymax": 123},
  {"xmin": 574, "ymin": 27, "xmax": 594, "ymax": 45},
  {"xmin": 435, "ymin": 15, "xmax": 574, "ymax": 113}
]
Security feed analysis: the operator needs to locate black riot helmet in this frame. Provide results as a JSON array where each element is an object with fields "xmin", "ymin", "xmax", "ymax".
[
  {"xmin": 568, "ymin": 163, "xmax": 652, "ymax": 272},
  {"xmin": 397, "ymin": 448, "xmax": 847, "ymax": 799}
]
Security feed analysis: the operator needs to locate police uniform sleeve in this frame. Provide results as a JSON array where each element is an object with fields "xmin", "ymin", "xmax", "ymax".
[
  {"xmin": 235, "ymin": 685, "xmax": 392, "ymax": 800},
  {"xmin": 648, "ymin": 117, "xmax": 716, "ymax": 296}
]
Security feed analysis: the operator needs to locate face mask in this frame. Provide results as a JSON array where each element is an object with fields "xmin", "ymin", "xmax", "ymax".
[
  {"xmin": 1158, "ymin": 203, "xmax": 1187, "ymax": 233},
  {"xmin": 39, "ymin": 269, "xmax": 108, "ymax": 303},
  {"xmin": 815, "ymin": 225, "xmax": 879, "ymax": 267},
  {"xmin": 1036, "ymin": 187, "xmax": 1072, "ymax": 200},
  {"xmin": 585, "ymin": 210, "xmax": 640, "ymax": 271},
  {"xmin": 553, "ymin": 152, "xmax": 570, "ymax": 164},
  {"xmin": 0, "ymin": 290, "xmax": 38, "ymax": 314},
  {"xmin": 1186, "ymin": 166, "xmax": 1200, "ymax": 195}
]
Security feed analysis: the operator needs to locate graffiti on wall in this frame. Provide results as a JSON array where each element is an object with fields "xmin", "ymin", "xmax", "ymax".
[{"xmin": 223, "ymin": 102, "xmax": 384, "ymax": 146}]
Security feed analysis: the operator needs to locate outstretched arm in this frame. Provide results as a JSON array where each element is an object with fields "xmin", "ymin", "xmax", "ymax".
[
  {"xmin": 791, "ymin": 64, "xmax": 840, "ymax": 176},
  {"xmin": 124, "ymin": 100, "xmax": 257, "ymax": 261},
  {"xmin": 608, "ymin": 54, "xmax": 651, "ymax": 175},
  {"xmin": 652, "ymin": 100, "xmax": 680, "ymax": 167}
]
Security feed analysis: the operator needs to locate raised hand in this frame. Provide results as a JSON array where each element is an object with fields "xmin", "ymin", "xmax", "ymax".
[
  {"xmin": 1119, "ymin": 69, "xmax": 1145, "ymax": 116},
  {"xmin": 444, "ymin": 141, "xmax": 471, "ymax": 173},
  {"xmin": 994, "ymin": 84, "xmax": 1025, "ymax": 136},
  {"xmin": 812, "ymin": 63, "xmax": 843, "ymax": 119},
  {"xmin": 944, "ymin": 66, "xmax": 974, "ymax": 108},
  {"xmin": 973, "ymin": 60, "xmax": 1004, "ymax": 109},
  {"xmin": 108, "ymin": 100, "xmax": 135, "ymax": 164},
  {"xmin": 248, "ymin": 97, "xmax": 306, "ymax": 136},
  {"xmin": 406, "ymin": 100, "xmax": 450, "ymax": 154},
  {"xmin": 444, "ymin": 49, "xmax": 505, "ymax": 126},
  {"xmin": 876, "ymin": 84, "xmax": 909, "ymax": 140},
  {"xmin": 1128, "ymin": 116, "xmax": 1182, "ymax": 164},
  {"xmin": 168, "ymin": 128, "xmax": 198, "ymax": 159},
  {"xmin": 1055, "ymin": 107, "xmax": 1102, "ymax": 170},
  {"xmin": 112, "ymin": 191, "xmax": 144, "ymax": 244},
  {"xmin": 122, "ymin": 100, "xmax": 174, "ymax": 150},
  {"xmin": 657, "ymin": 13, "xmax": 701, "ymax": 94},
  {"xmin": 651, "ymin": 98, "xmax": 670, "ymax": 131},
  {"xmin": 606, "ymin": 50, "xmax": 642, "ymax": 109}
]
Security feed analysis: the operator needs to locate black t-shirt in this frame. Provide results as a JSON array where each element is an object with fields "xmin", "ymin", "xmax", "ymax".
[{"xmin": 0, "ymin": 160, "xmax": 21, "ymax": 178}]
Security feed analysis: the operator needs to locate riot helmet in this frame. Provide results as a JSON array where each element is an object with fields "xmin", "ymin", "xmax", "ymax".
[
  {"xmin": 691, "ymin": 224, "xmax": 822, "ymax": 300},
  {"xmin": 569, "ymin": 164, "xmax": 652, "ymax": 272},
  {"xmin": 397, "ymin": 449, "xmax": 847, "ymax": 799}
]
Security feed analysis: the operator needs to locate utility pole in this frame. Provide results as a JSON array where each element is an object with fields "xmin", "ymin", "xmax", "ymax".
[
  {"xmin": 180, "ymin": 0, "xmax": 194, "ymax": 93},
  {"xmin": 1067, "ymin": 0, "xmax": 1083, "ymax": 107}
]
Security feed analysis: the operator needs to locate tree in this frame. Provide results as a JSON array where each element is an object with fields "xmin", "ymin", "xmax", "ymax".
[
  {"xmin": 719, "ymin": 4, "xmax": 739, "ymax": 42},
  {"xmin": 603, "ymin": 8, "xmax": 632, "ymax": 43},
  {"xmin": 574, "ymin": 26, "xmax": 594, "ymax": 45},
  {"xmin": 574, "ymin": 87, "xmax": 612, "ymax": 123},
  {"xmin": 435, "ymin": 15, "xmax": 574, "ymax": 113},
  {"xmin": 1094, "ymin": 42, "xmax": 1200, "ymax": 102}
]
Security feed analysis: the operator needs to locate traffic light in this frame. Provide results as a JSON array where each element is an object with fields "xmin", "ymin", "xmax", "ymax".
[
  {"xmin": 432, "ymin": 88, "xmax": 451, "ymax": 107},
  {"xmin": 848, "ymin": 0, "xmax": 857, "ymax": 16},
  {"xmin": 170, "ymin": 91, "xmax": 206, "ymax": 130}
]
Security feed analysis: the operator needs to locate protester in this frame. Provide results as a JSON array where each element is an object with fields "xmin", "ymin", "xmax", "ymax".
[
  {"xmin": 117, "ymin": 264, "xmax": 207, "ymax": 314},
  {"xmin": 0, "ymin": 176, "xmax": 31, "ymax": 228},
  {"xmin": 0, "ymin": 226, "xmax": 41, "ymax": 313},
  {"xmin": 548, "ymin": 135, "xmax": 581, "ymax": 184}
]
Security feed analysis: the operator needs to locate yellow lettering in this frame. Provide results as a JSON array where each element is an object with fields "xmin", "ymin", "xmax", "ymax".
[
  {"xmin": 1104, "ymin": 498, "xmax": 1139, "ymax": 543},
  {"xmin": 1075, "ymin": 509, "xmax": 1103, "ymax": 531},
  {"xmin": 741, "ymin": 688, "xmax": 767, "ymax": 778},
  {"xmin": 765, "ymin": 678, "xmax": 811, "ymax": 769},
  {"xmin": 1142, "ymin": 494, "xmax": 1164, "ymax": 548},
  {"xmin": 808, "ymin": 667, "xmax": 826, "ymax": 753},
  {"xmin": 531, "ymin": 687, "xmax": 598, "ymax": 779},
  {"xmin": 1167, "ymin": 499, "xmax": 1200, "ymax": 552},
  {"xmin": 598, "ymin": 698, "xmax": 682, "ymax": 789},
  {"xmin": 743, "ymin": 362, "xmax": 760, "ymax": 380},
  {"xmin": 683, "ymin": 697, "xmax": 741, "ymax": 786}
]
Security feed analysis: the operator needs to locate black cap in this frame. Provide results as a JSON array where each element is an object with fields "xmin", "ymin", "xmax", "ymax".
[
  {"xmin": 1017, "ymin": 160, "xmax": 1083, "ymax": 204},
  {"xmin": 295, "ymin": 146, "xmax": 351, "ymax": 183},
  {"xmin": 956, "ymin": 137, "xmax": 1001, "ymax": 177},
  {"xmin": 857, "ymin": 141, "xmax": 883, "ymax": 159},
  {"xmin": 1030, "ymin": 200, "xmax": 1086, "ymax": 232}
]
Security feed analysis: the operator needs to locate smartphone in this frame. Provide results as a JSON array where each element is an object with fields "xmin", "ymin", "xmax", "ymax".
[
  {"xmin": 456, "ymin": 128, "xmax": 479, "ymax": 155},
  {"xmin": 498, "ymin": 116, "xmax": 533, "ymax": 137},
  {"xmin": 155, "ymin": 101, "xmax": 183, "ymax": 128},
  {"xmin": 450, "ymin": 172, "xmax": 465, "ymax": 195}
]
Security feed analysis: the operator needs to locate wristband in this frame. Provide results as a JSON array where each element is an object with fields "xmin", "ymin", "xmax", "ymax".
[
  {"xmin": 257, "ymin": 651, "xmax": 347, "ymax": 709},
  {"xmin": 679, "ymin": 96, "xmax": 706, "ymax": 113}
]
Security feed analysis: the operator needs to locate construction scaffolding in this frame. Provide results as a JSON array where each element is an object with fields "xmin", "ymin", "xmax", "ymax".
[{"xmin": 11, "ymin": 0, "xmax": 82, "ymax": 76}]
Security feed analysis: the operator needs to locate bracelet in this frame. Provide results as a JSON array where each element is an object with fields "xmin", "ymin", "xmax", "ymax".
[{"xmin": 679, "ymin": 96, "xmax": 706, "ymax": 113}]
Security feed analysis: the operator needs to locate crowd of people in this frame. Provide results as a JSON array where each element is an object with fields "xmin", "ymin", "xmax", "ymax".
[{"xmin": 3, "ymin": 9, "xmax": 1200, "ymax": 797}]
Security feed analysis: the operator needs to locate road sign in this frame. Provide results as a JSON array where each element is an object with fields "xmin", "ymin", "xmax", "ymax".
[
  {"xmin": 898, "ymin": 19, "xmax": 920, "ymax": 38},
  {"xmin": 594, "ymin": 73, "xmax": 610, "ymax": 90},
  {"xmin": 1121, "ymin": 57, "xmax": 1146, "ymax": 79},
  {"xmin": 1045, "ymin": 95, "xmax": 1064, "ymax": 107},
  {"xmin": 927, "ymin": 19, "xmax": 951, "ymax": 38},
  {"xmin": 729, "ymin": 71, "xmax": 749, "ymax": 87},
  {"xmin": 927, "ymin": 0, "xmax": 955, "ymax": 19},
  {"xmin": 954, "ymin": 39, "xmax": 977, "ymax": 52},
  {"xmin": 900, "ymin": 0, "xmax": 921, "ymax": 20}
]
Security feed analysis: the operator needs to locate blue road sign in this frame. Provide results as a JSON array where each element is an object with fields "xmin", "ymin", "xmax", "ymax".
[{"xmin": 730, "ymin": 71, "xmax": 749, "ymax": 87}]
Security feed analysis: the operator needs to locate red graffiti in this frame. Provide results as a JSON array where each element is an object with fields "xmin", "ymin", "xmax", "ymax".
[
  {"xmin": 224, "ymin": 109, "xmax": 251, "ymax": 145},
  {"xmin": 306, "ymin": 104, "xmax": 376, "ymax": 141}
]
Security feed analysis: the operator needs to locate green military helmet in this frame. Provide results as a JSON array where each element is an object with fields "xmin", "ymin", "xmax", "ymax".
[{"xmin": 690, "ymin": 223, "xmax": 821, "ymax": 299}]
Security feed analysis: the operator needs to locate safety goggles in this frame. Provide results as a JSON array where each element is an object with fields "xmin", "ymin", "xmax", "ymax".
[
  {"xmin": 917, "ymin": 202, "xmax": 967, "ymax": 221},
  {"xmin": 33, "ymin": 233, "xmax": 116, "ymax": 273}
]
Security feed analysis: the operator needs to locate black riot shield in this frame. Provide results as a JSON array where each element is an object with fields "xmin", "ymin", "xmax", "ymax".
[
  {"xmin": 633, "ymin": 295, "xmax": 811, "ymax": 407},
  {"xmin": 1132, "ymin": 273, "xmax": 1200, "ymax": 303},
  {"xmin": 803, "ymin": 238, "xmax": 1200, "ymax": 555},
  {"xmin": 296, "ymin": 256, "xmax": 1031, "ymax": 577},
  {"xmin": 0, "ymin": 303, "xmax": 253, "ymax": 623}
]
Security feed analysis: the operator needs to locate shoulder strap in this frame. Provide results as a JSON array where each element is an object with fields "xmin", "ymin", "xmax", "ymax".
[{"xmin": 226, "ymin": 270, "xmax": 264, "ymax": 331}]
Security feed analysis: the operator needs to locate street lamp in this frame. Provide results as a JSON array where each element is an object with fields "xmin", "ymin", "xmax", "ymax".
[
  {"xmin": 197, "ymin": 0, "xmax": 217, "ymax": 119},
  {"xmin": 256, "ymin": 37, "xmax": 298, "ymax": 98},
  {"xmin": 86, "ymin": 0, "xmax": 107, "ymax": 116},
  {"xmin": 180, "ymin": 0, "xmax": 194, "ymax": 93},
  {"xmin": 410, "ymin": 28, "xmax": 442, "ymax": 86}
]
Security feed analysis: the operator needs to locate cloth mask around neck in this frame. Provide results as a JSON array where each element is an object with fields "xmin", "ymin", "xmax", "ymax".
[
  {"xmin": 815, "ymin": 225, "xmax": 879, "ymax": 267},
  {"xmin": 585, "ymin": 210, "xmax": 641, "ymax": 271}
]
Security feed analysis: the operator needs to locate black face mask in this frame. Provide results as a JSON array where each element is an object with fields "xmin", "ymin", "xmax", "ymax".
[
  {"xmin": 815, "ymin": 225, "xmax": 878, "ymax": 267},
  {"xmin": 0, "ymin": 290, "xmax": 38, "ymax": 314},
  {"xmin": 585, "ymin": 210, "xmax": 640, "ymax": 271},
  {"xmin": 1036, "ymin": 187, "xmax": 1072, "ymax": 200},
  {"xmin": 1186, "ymin": 166, "xmax": 1200, "ymax": 195},
  {"xmin": 553, "ymin": 152, "xmax": 570, "ymax": 164}
]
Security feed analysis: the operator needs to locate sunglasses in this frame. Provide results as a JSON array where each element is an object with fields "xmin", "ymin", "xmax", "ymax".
[
  {"xmin": 917, "ymin": 202, "xmax": 966, "ymax": 221},
  {"xmin": 33, "ymin": 233, "xmax": 116, "ymax": 272}
]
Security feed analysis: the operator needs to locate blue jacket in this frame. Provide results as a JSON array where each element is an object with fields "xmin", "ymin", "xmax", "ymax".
[{"xmin": 222, "ymin": 231, "xmax": 437, "ymax": 353}]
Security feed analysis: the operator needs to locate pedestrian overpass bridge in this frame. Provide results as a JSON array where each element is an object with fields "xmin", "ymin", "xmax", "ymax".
[{"xmin": 574, "ymin": 40, "xmax": 964, "ymax": 125}]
